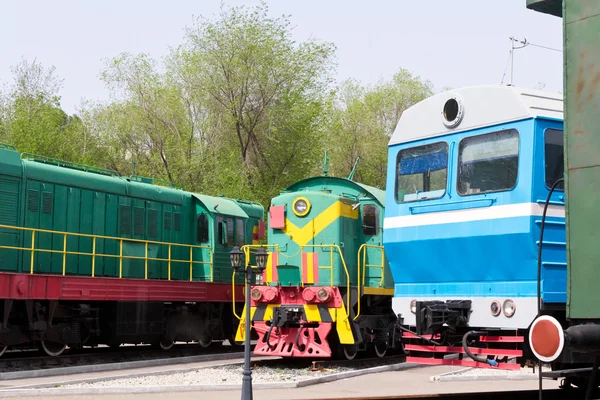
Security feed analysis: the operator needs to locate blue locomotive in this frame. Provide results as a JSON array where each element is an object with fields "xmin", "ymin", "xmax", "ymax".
[{"xmin": 383, "ymin": 85, "xmax": 565, "ymax": 369}]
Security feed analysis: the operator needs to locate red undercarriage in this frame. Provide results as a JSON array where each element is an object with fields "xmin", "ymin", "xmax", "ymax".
[
  {"xmin": 0, "ymin": 272, "xmax": 244, "ymax": 302},
  {"xmin": 249, "ymin": 286, "xmax": 343, "ymax": 358},
  {"xmin": 403, "ymin": 332, "xmax": 525, "ymax": 370},
  {"xmin": 253, "ymin": 322, "xmax": 333, "ymax": 357}
]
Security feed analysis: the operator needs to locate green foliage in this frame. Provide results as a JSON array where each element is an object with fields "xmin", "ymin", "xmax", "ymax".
[
  {"xmin": 0, "ymin": 58, "xmax": 94, "ymax": 162},
  {"xmin": 325, "ymin": 69, "xmax": 434, "ymax": 189},
  {"xmin": 0, "ymin": 4, "xmax": 443, "ymax": 211}
]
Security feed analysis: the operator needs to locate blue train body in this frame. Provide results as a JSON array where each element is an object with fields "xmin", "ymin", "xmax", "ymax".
[{"xmin": 383, "ymin": 86, "xmax": 565, "ymax": 362}]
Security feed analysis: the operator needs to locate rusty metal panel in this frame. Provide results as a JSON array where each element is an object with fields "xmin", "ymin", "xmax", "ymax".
[
  {"xmin": 526, "ymin": 0, "xmax": 562, "ymax": 17},
  {"xmin": 564, "ymin": 1, "xmax": 600, "ymax": 319}
]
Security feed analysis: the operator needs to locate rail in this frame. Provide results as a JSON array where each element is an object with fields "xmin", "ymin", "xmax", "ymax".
[
  {"xmin": 356, "ymin": 244, "xmax": 385, "ymax": 320},
  {"xmin": 0, "ymin": 224, "xmax": 212, "ymax": 281},
  {"xmin": 0, "ymin": 143, "xmax": 16, "ymax": 151}
]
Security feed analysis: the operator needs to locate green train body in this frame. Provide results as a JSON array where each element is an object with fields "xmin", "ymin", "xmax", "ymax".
[
  {"xmin": 0, "ymin": 144, "xmax": 263, "ymax": 355},
  {"xmin": 237, "ymin": 176, "xmax": 398, "ymax": 359}
]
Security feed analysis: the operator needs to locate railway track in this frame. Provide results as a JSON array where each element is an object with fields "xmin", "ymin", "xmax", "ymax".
[
  {"xmin": 248, "ymin": 354, "xmax": 407, "ymax": 372},
  {"xmin": 300, "ymin": 388, "xmax": 568, "ymax": 400},
  {"xmin": 0, "ymin": 342, "xmax": 245, "ymax": 377}
]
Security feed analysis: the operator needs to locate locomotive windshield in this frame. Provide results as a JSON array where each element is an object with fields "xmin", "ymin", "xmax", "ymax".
[
  {"xmin": 395, "ymin": 142, "xmax": 448, "ymax": 203},
  {"xmin": 457, "ymin": 129, "xmax": 519, "ymax": 196}
]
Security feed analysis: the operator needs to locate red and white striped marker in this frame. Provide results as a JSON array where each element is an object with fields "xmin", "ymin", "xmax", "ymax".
[{"xmin": 529, "ymin": 315, "xmax": 565, "ymax": 362}]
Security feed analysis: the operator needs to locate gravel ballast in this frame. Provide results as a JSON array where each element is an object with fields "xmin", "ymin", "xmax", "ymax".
[{"xmin": 63, "ymin": 363, "xmax": 355, "ymax": 388}]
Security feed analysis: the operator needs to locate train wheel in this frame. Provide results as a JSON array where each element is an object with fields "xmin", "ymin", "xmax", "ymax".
[
  {"xmin": 374, "ymin": 342, "xmax": 387, "ymax": 358},
  {"xmin": 198, "ymin": 338, "xmax": 212, "ymax": 348},
  {"xmin": 159, "ymin": 338, "xmax": 174, "ymax": 350},
  {"xmin": 342, "ymin": 345, "xmax": 358, "ymax": 360},
  {"xmin": 40, "ymin": 341, "xmax": 67, "ymax": 356}
]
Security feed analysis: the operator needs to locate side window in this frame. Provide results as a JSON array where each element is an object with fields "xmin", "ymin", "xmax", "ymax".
[
  {"xmin": 458, "ymin": 129, "xmax": 519, "ymax": 196},
  {"xmin": 396, "ymin": 142, "xmax": 448, "ymax": 203},
  {"xmin": 196, "ymin": 214, "xmax": 209, "ymax": 243},
  {"xmin": 216, "ymin": 216, "xmax": 224, "ymax": 244},
  {"xmin": 362, "ymin": 205, "xmax": 379, "ymax": 236},
  {"xmin": 236, "ymin": 219, "xmax": 245, "ymax": 246},
  {"xmin": 226, "ymin": 217, "xmax": 234, "ymax": 246},
  {"xmin": 545, "ymin": 128, "xmax": 564, "ymax": 190}
]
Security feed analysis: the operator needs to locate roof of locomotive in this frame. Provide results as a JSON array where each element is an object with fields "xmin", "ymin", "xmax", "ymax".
[
  {"xmin": 192, "ymin": 194, "xmax": 263, "ymax": 219},
  {"xmin": 389, "ymin": 85, "xmax": 563, "ymax": 146},
  {"xmin": 284, "ymin": 176, "xmax": 385, "ymax": 207},
  {"xmin": 0, "ymin": 145, "xmax": 261, "ymax": 215}
]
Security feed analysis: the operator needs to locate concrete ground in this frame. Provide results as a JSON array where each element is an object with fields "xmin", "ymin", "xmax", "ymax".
[{"xmin": 0, "ymin": 361, "xmax": 563, "ymax": 400}]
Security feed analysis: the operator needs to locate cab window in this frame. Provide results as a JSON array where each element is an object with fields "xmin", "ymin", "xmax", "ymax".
[
  {"xmin": 362, "ymin": 205, "xmax": 379, "ymax": 236},
  {"xmin": 196, "ymin": 214, "xmax": 209, "ymax": 243},
  {"xmin": 226, "ymin": 217, "xmax": 234, "ymax": 246},
  {"xmin": 458, "ymin": 129, "xmax": 519, "ymax": 196},
  {"xmin": 396, "ymin": 142, "xmax": 448, "ymax": 203},
  {"xmin": 545, "ymin": 128, "xmax": 564, "ymax": 190},
  {"xmin": 236, "ymin": 219, "xmax": 245, "ymax": 246}
]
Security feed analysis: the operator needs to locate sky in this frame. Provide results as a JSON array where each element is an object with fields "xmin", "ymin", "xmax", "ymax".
[{"xmin": 0, "ymin": 1, "xmax": 563, "ymax": 115}]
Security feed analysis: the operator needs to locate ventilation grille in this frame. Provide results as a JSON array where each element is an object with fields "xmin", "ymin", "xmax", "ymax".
[
  {"xmin": 0, "ymin": 179, "xmax": 19, "ymax": 225},
  {"xmin": 134, "ymin": 207, "xmax": 145, "ymax": 236},
  {"xmin": 164, "ymin": 211, "xmax": 172, "ymax": 230},
  {"xmin": 27, "ymin": 189, "xmax": 39, "ymax": 212},
  {"xmin": 173, "ymin": 212, "xmax": 181, "ymax": 231},
  {"xmin": 148, "ymin": 209, "xmax": 158, "ymax": 237},
  {"xmin": 119, "ymin": 205, "xmax": 131, "ymax": 235},
  {"xmin": 42, "ymin": 192, "xmax": 53, "ymax": 214}
]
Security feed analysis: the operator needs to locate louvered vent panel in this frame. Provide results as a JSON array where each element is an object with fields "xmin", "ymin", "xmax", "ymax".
[
  {"xmin": 173, "ymin": 212, "xmax": 181, "ymax": 231},
  {"xmin": 119, "ymin": 205, "xmax": 131, "ymax": 235},
  {"xmin": 42, "ymin": 192, "xmax": 53, "ymax": 214},
  {"xmin": 27, "ymin": 189, "xmax": 39, "ymax": 212},
  {"xmin": 164, "ymin": 211, "xmax": 172, "ymax": 230},
  {"xmin": 133, "ymin": 207, "xmax": 145, "ymax": 236},
  {"xmin": 0, "ymin": 179, "xmax": 19, "ymax": 225},
  {"xmin": 148, "ymin": 209, "xmax": 158, "ymax": 237}
]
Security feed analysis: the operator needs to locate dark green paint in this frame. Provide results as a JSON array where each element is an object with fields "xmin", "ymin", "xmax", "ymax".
[
  {"xmin": 563, "ymin": 0, "xmax": 600, "ymax": 319},
  {"xmin": 0, "ymin": 147, "xmax": 263, "ymax": 283}
]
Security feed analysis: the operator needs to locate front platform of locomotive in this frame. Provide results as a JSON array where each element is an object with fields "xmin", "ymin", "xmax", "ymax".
[
  {"xmin": 235, "ymin": 176, "xmax": 396, "ymax": 359},
  {"xmin": 383, "ymin": 85, "xmax": 565, "ymax": 369}
]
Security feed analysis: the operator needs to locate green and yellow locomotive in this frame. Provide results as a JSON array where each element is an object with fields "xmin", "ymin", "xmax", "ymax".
[{"xmin": 235, "ymin": 175, "xmax": 397, "ymax": 359}]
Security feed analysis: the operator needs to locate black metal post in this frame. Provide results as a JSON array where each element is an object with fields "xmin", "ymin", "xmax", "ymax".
[{"xmin": 241, "ymin": 264, "xmax": 253, "ymax": 400}]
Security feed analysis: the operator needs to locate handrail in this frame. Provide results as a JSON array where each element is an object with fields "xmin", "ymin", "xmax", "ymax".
[
  {"xmin": 21, "ymin": 153, "xmax": 120, "ymax": 177},
  {"xmin": 0, "ymin": 224, "xmax": 212, "ymax": 281},
  {"xmin": 300, "ymin": 244, "xmax": 351, "ymax": 319},
  {"xmin": 0, "ymin": 143, "xmax": 16, "ymax": 151},
  {"xmin": 356, "ymin": 244, "xmax": 386, "ymax": 320},
  {"xmin": 230, "ymin": 244, "xmax": 280, "ymax": 320}
]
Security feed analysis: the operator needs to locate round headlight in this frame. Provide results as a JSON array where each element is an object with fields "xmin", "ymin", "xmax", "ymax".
[
  {"xmin": 251, "ymin": 288, "xmax": 262, "ymax": 301},
  {"xmin": 490, "ymin": 300, "xmax": 501, "ymax": 317},
  {"xmin": 503, "ymin": 299, "xmax": 516, "ymax": 318},
  {"xmin": 317, "ymin": 288, "xmax": 330, "ymax": 302},
  {"xmin": 410, "ymin": 299, "xmax": 417, "ymax": 314},
  {"xmin": 293, "ymin": 197, "xmax": 310, "ymax": 216}
]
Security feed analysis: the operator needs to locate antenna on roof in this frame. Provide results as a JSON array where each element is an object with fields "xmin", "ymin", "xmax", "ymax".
[
  {"xmin": 348, "ymin": 156, "xmax": 360, "ymax": 181},
  {"xmin": 501, "ymin": 37, "xmax": 528, "ymax": 86},
  {"xmin": 321, "ymin": 151, "xmax": 329, "ymax": 176}
]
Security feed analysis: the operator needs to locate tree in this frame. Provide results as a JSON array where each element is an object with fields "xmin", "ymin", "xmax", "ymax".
[
  {"xmin": 0, "ymin": 58, "xmax": 91, "ymax": 162},
  {"xmin": 326, "ymin": 69, "xmax": 434, "ymax": 188},
  {"xmin": 98, "ymin": 2, "xmax": 336, "ymax": 205},
  {"xmin": 174, "ymin": 2, "xmax": 336, "ymax": 202}
]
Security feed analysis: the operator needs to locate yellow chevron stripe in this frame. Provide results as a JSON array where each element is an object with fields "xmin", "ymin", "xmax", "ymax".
[{"xmin": 282, "ymin": 201, "xmax": 358, "ymax": 246}]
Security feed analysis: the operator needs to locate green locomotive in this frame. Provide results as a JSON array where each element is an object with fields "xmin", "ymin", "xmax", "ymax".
[
  {"xmin": 0, "ymin": 143, "xmax": 263, "ymax": 356},
  {"xmin": 235, "ymin": 175, "xmax": 397, "ymax": 359}
]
